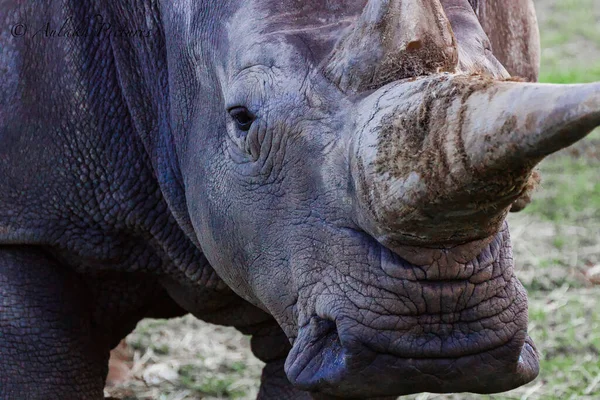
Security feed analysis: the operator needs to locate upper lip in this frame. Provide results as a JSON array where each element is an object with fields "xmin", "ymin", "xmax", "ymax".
[{"xmin": 286, "ymin": 313, "xmax": 538, "ymax": 397}]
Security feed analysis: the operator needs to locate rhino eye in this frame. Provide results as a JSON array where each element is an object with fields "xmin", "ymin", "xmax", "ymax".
[{"xmin": 229, "ymin": 106, "xmax": 255, "ymax": 132}]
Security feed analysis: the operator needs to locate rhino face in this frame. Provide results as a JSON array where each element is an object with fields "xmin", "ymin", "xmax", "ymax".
[{"xmin": 179, "ymin": 0, "xmax": 600, "ymax": 397}]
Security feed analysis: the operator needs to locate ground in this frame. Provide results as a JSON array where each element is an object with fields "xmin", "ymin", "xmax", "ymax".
[{"xmin": 105, "ymin": 1, "xmax": 600, "ymax": 399}]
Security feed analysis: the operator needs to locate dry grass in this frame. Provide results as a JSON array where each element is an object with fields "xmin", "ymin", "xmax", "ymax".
[{"xmin": 105, "ymin": 316, "xmax": 263, "ymax": 400}]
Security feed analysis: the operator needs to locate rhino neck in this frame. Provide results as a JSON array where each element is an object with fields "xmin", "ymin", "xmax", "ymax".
[{"xmin": 106, "ymin": 1, "xmax": 202, "ymax": 248}]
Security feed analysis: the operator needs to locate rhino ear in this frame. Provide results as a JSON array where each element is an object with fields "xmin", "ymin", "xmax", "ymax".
[{"xmin": 323, "ymin": 0, "xmax": 458, "ymax": 93}]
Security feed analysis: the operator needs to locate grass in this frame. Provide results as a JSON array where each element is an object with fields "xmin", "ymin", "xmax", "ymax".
[
  {"xmin": 540, "ymin": 67, "xmax": 600, "ymax": 84},
  {"xmin": 528, "ymin": 290, "xmax": 600, "ymax": 399},
  {"xmin": 499, "ymin": 0, "xmax": 600, "ymax": 398},
  {"xmin": 105, "ymin": 316, "xmax": 264, "ymax": 400},
  {"xmin": 536, "ymin": 0, "xmax": 600, "ymax": 84},
  {"xmin": 178, "ymin": 365, "xmax": 246, "ymax": 399},
  {"xmin": 105, "ymin": 1, "xmax": 600, "ymax": 399},
  {"xmin": 524, "ymin": 151, "xmax": 600, "ymax": 223}
]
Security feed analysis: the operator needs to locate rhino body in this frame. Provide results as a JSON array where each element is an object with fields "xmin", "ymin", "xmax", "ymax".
[{"xmin": 1, "ymin": 1, "xmax": 598, "ymax": 399}]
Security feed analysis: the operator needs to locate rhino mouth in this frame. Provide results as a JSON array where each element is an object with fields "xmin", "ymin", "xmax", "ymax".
[
  {"xmin": 284, "ymin": 227, "xmax": 540, "ymax": 398},
  {"xmin": 285, "ymin": 315, "xmax": 538, "ymax": 398}
]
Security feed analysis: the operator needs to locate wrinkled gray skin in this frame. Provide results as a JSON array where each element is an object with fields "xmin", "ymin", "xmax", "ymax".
[{"xmin": 1, "ymin": 0, "xmax": 599, "ymax": 399}]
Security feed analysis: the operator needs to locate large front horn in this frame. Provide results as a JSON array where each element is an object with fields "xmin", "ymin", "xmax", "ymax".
[
  {"xmin": 324, "ymin": 0, "xmax": 458, "ymax": 92},
  {"xmin": 351, "ymin": 74, "xmax": 600, "ymax": 255}
]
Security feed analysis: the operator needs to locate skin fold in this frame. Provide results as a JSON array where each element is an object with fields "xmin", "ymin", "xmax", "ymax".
[{"xmin": 1, "ymin": 0, "xmax": 598, "ymax": 399}]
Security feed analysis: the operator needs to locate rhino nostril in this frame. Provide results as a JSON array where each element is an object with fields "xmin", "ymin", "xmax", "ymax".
[{"xmin": 314, "ymin": 316, "xmax": 337, "ymax": 336}]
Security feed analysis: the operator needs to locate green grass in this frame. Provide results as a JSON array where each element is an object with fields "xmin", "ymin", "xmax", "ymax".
[
  {"xmin": 537, "ymin": 0, "xmax": 600, "ymax": 84},
  {"xmin": 502, "ymin": 0, "xmax": 600, "ymax": 398},
  {"xmin": 528, "ymin": 291, "xmax": 600, "ymax": 399},
  {"xmin": 525, "ymin": 150, "xmax": 600, "ymax": 222},
  {"xmin": 179, "ymin": 365, "xmax": 246, "ymax": 399},
  {"xmin": 540, "ymin": 67, "xmax": 600, "ymax": 84}
]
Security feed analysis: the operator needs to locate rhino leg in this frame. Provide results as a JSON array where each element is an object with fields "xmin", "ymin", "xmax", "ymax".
[
  {"xmin": 259, "ymin": 357, "xmax": 397, "ymax": 400},
  {"xmin": 252, "ymin": 327, "xmax": 395, "ymax": 400},
  {"xmin": 0, "ymin": 247, "xmax": 108, "ymax": 399},
  {"xmin": 257, "ymin": 359, "xmax": 314, "ymax": 400},
  {"xmin": 239, "ymin": 322, "xmax": 309, "ymax": 400}
]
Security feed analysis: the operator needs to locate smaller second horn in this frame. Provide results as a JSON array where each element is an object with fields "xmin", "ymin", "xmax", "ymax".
[{"xmin": 323, "ymin": 0, "xmax": 458, "ymax": 93}]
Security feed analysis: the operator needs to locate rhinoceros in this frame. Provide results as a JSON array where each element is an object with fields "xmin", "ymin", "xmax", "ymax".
[{"xmin": 1, "ymin": 0, "xmax": 598, "ymax": 398}]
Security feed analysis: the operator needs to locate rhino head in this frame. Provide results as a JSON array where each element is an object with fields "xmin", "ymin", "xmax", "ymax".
[{"xmin": 172, "ymin": 0, "xmax": 599, "ymax": 397}]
